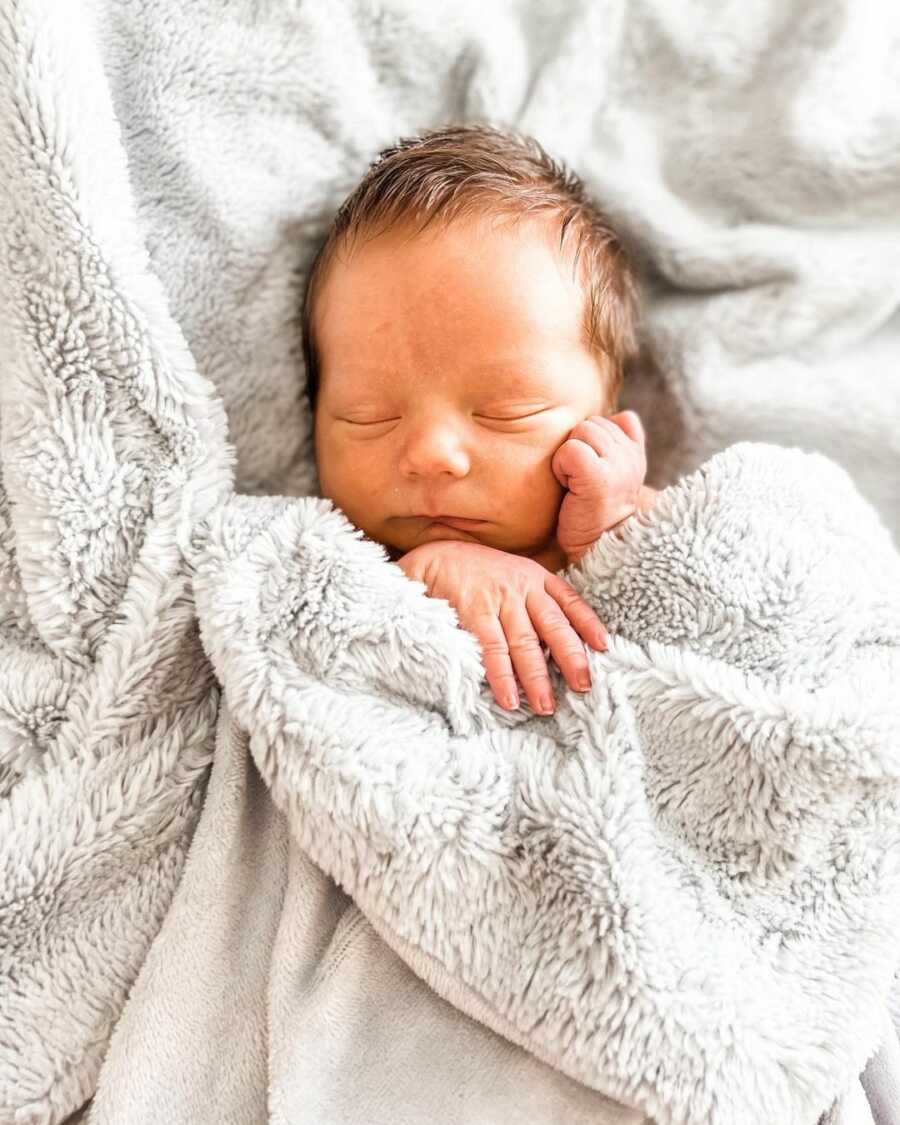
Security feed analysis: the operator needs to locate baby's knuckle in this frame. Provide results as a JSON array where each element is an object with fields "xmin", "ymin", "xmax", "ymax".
[
  {"xmin": 491, "ymin": 672, "xmax": 518, "ymax": 691},
  {"xmin": 506, "ymin": 631, "xmax": 541, "ymax": 652},
  {"xmin": 538, "ymin": 615, "xmax": 571, "ymax": 637},
  {"xmin": 549, "ymin": 581, "xmax": 581, "ymax": 604},
  {"xmin": 558, "ymin": 645, "xmax": 589, "ymax": 670},
  {"xmin": 518, "ymin": 667, "xmax": 550, "ymax": 688}
]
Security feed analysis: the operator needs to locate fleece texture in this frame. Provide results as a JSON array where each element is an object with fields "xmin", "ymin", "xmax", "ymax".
[
  {"xmin": 77, "ymin": 442, "xmax": 900, "ymax": 1125},
  {"xmin": 183, "ymin": 444, "xmax": 900, "ymax": 1125},
  {"xmin": 1, "ymin": 1, "xmax": 900, "ymax": 1124}
]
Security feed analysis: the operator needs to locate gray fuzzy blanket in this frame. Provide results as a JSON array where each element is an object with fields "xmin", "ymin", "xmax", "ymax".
[
  {"xmin": 3, "ymin": 2, "xmax": 900, "ymax": 1125},
  {"xmin": 188, "ymin": 445, "xmax": 900, "ymax": 1125}
]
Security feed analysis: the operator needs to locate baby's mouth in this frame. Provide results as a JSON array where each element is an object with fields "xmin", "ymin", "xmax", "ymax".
[{"xmin": 416, "ymin": 515, "xmax": 488, "ymax": 530}]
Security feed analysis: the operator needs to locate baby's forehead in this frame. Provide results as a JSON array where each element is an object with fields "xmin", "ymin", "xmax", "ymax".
[
  {"xmin": 336, "ymin": 207, "xmax": 575, "ymax": 269},
  {"xmin": 313, "ymin": 211, "xmax": 600, "ymax": 384},
  {"xmin": 325, "ymin": 216, "xmax": 587, "ymax": 316}
]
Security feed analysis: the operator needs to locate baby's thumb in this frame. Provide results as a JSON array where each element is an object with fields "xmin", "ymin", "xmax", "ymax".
[
  {"xmin": 551, "ymin": 438, "xmax": 594, "ymax": 491},
  {"xmin": 551, "ymin": 448, "xmax": 564, "ymax": 488},
  {"xmin": 551, "ymin": 438, "xmax": 578, "ymax": 488}
]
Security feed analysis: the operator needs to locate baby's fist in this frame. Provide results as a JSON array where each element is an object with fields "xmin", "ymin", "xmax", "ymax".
[{"xmin": 552, "ymin": 410, "xmax": 648, "ymax": 564}]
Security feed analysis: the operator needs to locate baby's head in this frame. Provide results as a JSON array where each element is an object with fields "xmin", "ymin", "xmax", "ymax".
[{"xmin": 302, "ymin": 123, "xmax": 639, "ymax": 571}]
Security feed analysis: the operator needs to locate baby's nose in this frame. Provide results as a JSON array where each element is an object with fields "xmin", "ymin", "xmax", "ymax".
[{"xmin": 399, "ymin": 423, "xmax": 471, "ymax": 477}]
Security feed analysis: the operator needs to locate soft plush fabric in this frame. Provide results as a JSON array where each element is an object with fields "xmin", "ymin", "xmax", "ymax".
[
  {"xmin": 863, "ymin": 1012, "xmax": 900, "ymax": 1125},
  {"xmin": 167, "ymin": 443, "xmax": 900, "ymax": 1125},
  {"xmin": 2, "ymin": 1, "xmax": 900, "ymax": 1124}
]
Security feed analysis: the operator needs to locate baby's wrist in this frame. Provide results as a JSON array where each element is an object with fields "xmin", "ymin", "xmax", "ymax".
[
  {"xmin": 609, "ymin": 484, "xmax": 658, "ymax": 526},
  {"xmin": 563, "ymin": 485, "xmax": 660, "ymax": 566},
  {"xmin": 636, "ymin": 484, "xmax": 659, "ymax": 512}
]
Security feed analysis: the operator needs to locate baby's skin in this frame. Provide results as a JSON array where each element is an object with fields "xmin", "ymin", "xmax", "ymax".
[
  {"xmin": 311, "ymin": 207, "xmax": 658, "ymax": 715},
  {"xmin": 395, "ymin": 411, "xmax": 657, "ymax": 714}
]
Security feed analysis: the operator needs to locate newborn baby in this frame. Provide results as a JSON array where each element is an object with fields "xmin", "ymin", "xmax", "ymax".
[{"xmin": 302, "ymin": 124, "xmax": 658, "ymax": 716}]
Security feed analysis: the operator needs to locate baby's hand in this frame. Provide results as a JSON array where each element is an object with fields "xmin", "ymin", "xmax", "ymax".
[
  {"xmin": 552, "ymin": 410, "xmax": 648, "ymax": 565},
  {"xmin": 394, "ymin": 540, "xmax": 607, "ymax": 714}
]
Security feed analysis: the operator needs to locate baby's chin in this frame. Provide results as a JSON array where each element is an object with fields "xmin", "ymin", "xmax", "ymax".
[
  {"xmin": 380, "ymin": 524, "xmax": 565, "ymax": 571},
  {"xmin": 393, "ymin": 517, "xmax": 509, "ymax": 552},
  {"xmin": 382, "ymin": 529, "xmax": 479, "ymax": 561}
]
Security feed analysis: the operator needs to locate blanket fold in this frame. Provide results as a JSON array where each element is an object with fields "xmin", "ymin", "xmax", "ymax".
[
  {"xmin": 0, "ymin": 0, "xmax": 234, "ymax": 1116},
  {"xmin": 182, "ymin": 441, "xmax": 900, "ymax": 1125}
]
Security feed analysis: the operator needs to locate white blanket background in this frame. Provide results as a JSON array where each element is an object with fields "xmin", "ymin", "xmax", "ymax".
[{"xmin": 1, "ymin": 1, "xmax": 900, "ymax": 1124}]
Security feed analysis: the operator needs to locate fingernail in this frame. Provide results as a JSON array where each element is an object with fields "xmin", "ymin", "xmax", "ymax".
[
  {"xmin": 502, "ymin": 690, "xmax": 519, "ymax": 710},
  {"xmin": 536, "ymin": 693, "xmax": 555, "ymax": 714},
  {"xmin": 577, "ymin": 672, "xmax": 591, "ymax": 691}
]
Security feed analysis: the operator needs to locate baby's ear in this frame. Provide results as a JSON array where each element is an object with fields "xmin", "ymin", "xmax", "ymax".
[{"xmin": 187, "ymin": 494, "xmax": 494, "ymax": 737}]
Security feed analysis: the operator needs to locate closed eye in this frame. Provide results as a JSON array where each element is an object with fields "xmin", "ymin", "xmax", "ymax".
[
  {"xmin": 339, "ymin": 408, "xmax": 552, "ymax": 426},
  {"xmin": 476, "ymin": 409, "xmax": 551, "ymax": 421}
]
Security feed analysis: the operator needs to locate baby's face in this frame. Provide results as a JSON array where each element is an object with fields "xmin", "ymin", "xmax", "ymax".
[{"xmin": 312, "ymin": 211, "xmax": 610, "ymax": 570}]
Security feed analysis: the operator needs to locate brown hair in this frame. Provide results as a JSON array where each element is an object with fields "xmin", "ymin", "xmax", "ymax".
[{"xmin": 300, "ymin": 122, "xmax": 639, "ymax": 415}]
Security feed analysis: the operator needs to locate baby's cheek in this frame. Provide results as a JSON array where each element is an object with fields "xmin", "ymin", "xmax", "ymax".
[
  {"xmin": 503, "ymin": 458, "xmax": 562, "ymax": 533},
  {"xmin": 321, "ymin": 439, "xmax": 389, "ymax": 505}
]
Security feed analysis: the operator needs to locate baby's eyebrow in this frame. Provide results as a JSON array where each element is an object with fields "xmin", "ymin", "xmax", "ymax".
[
  {"xmin": 336, "ymin": 363, "xmax": 393, "ymax": 377},
  {"xmin": 469, "ymin": 359, "xmax": 546, "ymax": 375},
  {"xmin": 334, "ymin": 359, "xmax": 558, "ymax": 395},
  {"xmin": 470, "ymin": 363, "xmax": 560, "ymax": 394},
  {"xmin": 342, "ymin": 359, "xmax": 545, "ymax": 376}
]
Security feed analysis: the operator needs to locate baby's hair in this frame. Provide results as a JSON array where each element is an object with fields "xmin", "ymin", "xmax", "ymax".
[{"xmin": 300, "ymin": 122, "xmax": 640, "ymax": 415}]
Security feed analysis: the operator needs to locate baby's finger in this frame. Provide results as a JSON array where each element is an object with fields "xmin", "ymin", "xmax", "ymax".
[
  {"xmin": 570, "ymin": 417, "xmax": 627, "ymax": 460},
  {"xmin": 528, "ymin": 591, "xmax": 596, "ymax": 695},
  {"xmin": 469, "ymin": 610, "xmax": 521, "ymax": 710},
  {"xmin": 498, "ymin": 599, "xmax": 556, "ymax": 715},
  {"xmin": 607, "ymin": 410, "xmax": 645, "ymax": 446},
  {"xmin": 543, "ymin": 574, "xmax": 608, "ymax": 652},
  {"xmin": 552, "ymin": 436, "xmax": 600, "ymax": 488}
]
